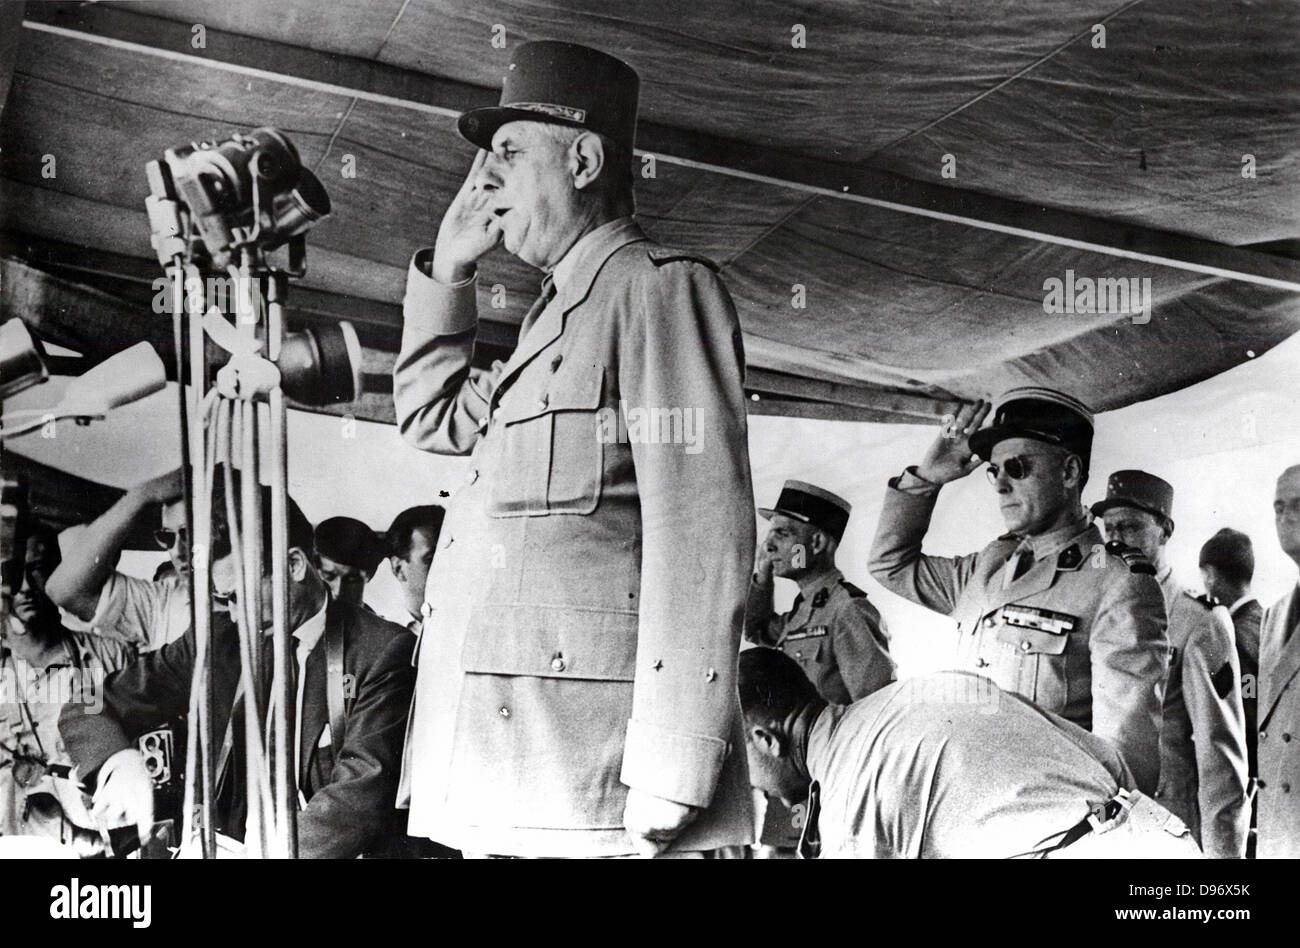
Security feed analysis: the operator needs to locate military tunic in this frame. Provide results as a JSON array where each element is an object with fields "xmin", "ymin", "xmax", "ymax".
[
  {"xmin": 1152, "ymin": 569, "xmax": 1250, "ymax": 858},
  {"xmin": 746, "ymin": 568, "xmax": 894, "ymax": 704},
  {"xmin": 394, "ymin": 218, "xmax": 756, "ymax": 856},
  {"xmin": 868, "ymin": 471, "xmax": 1169, "ymax": 793}
]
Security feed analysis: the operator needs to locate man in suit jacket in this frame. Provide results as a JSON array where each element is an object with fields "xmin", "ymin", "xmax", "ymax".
[
  {"xmin": 1259, "ymin": 464, "xmax": 1300, "ymax": 858},
  {"xmin": 393, "ymin": 41, "xmax": 755, "ymax": 857},
  {"xmin": 60, "ymin": 487, "xmax": 414, "ymax": 859},
  {"xmin": 868, "ymin": 390, "xmax": 1169, "ymax": 793}
]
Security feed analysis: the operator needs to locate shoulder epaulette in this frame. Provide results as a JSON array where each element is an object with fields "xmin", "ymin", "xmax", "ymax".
[
  {"xmin": 646, "ymin": 247, "xmax": 720, "ymax": 272},
  {"xmin": 838, "ymin": 580, "xmax": 868, "ymax": 599},
  {"xmin": 1186, "ymin": 590, "xmax": 1219, "ymax": 610},
  {"xmin": 1104, "ymin": 539, "xmax": 1156, "ymax": 575}
]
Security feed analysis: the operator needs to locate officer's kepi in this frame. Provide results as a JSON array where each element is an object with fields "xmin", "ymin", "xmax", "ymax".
[
  {"xmin": 968, "ymin": 386, "xmax": 1095, "ymax": 467},
  {"xmin": 457, "ymin": 41, "xmax": 640, "ymax": 153},
  {"xmin": 759, "ymin": 480, "xmax": 852, "ymax": 543},
  {"xmin": 1089, "ymin": 470, "xmax": 1176, "ymax": 534}
]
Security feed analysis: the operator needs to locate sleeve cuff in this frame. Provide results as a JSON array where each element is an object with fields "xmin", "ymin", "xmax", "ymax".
[
  {"xmin": 404, "ymin": 249, "xmax": 480, "ymax": 336},
  {"xmin": 890, "ymin": 465, "xmax": 942, "ymax": 494},
  {"xmin": 621, "ymin": 718, "xmax": 728, "ymax": 809}
]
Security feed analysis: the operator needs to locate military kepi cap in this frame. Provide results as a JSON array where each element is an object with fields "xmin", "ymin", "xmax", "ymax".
[
  {"xmin": 968, "ymin": 386, "xmax": 1095, "ymax": 463},
  {"xmin": 458, "ymin": 41, "xmax": 640, "ymax": 153},
  {"xmin": 759, "ymin": 480, "xmax": 852, "ymax": 543},
  {"xmin": 314, "ymin": 516, "xmax": 386, "ymax": 574},
  {"xmin": 1090, "ymin": 470, "xmax": 1176, "ymax": 533}
]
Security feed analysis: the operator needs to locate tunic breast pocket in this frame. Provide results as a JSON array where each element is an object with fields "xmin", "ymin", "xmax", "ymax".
[
  {"xmin": 487, "ymin": 365, "xmax": 605, "ymax": 518},
  {"xmin": 995, "ymin": 623, "xmax": 1070, "ymax": 712}
]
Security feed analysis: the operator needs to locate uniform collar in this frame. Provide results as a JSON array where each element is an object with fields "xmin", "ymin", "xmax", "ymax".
[
  {"xmin": 1014, "ymin": 512, "xmax": 1091, "ymax": 563},
  {"xmin": 795, "ymin": 566, "xmax": 843, "ymax": 602},
  {"xmin": 548, "ymin": 216, "xmax": 642, "ymax": 298}
]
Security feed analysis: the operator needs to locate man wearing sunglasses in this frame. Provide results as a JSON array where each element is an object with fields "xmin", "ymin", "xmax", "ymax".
[
  {"xmin": 45, "ymin": 469, "xmax": 191, "ymax": 652},
  {"xmin": 3, "ymin": 523, "xmax": 134, "ymax": 849},
  {"xmin": 59, "ymin": 481, "xmax": 416, "ymax": 858},
  {"xmin": 869, "ymin": 387, "xmax": 1169, "ymax": 794},
  {"xmin": 1094, "ymin": 470, "xmax": 1249, "ymax": 858}
]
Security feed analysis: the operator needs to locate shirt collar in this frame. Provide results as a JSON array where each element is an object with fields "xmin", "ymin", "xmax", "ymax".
[
  {"xmin": 293, "ymin": 599, "xmax": 329, "ymax": 657},
  {"xmin": 795, "ymin": 567, "xmax": 844, "ymax": 602},
  {"xmin": 1227, "ymin": 594, "xmax": 1255, "ymax": 616},
  {"xmin": 549, "ymin": 216, "xmax": 641, "ymax": 297}
]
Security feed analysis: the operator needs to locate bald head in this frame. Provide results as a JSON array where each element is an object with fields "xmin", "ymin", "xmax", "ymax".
[{"xmin": 1275, "ymin": 465, "xmax": 1300, "ymax": 566}]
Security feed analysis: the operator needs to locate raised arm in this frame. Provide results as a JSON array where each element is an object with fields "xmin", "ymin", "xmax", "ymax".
[{"xmin": 46, "ymin": 470, "xmax": 181, "ymax": 621}]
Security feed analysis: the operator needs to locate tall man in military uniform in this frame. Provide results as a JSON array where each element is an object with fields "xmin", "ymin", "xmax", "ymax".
[
  {"xmin": 746, "ymin": 480, "xmax": 894, "ymax": 703},
  {"xmin": 393, "ymin": 41, "xmax": 755, "ymax": 856},
  {"xmin": 868, "ymin": 388, "xmax": 1168, "ymax": 793},
  {"xmin": 1094, "ymin": 470, "xmax": 1249, "ymax": 858},
  {"xmin": 1258, "ymin": 464, "xmax": 1300, "ymax": 858}
]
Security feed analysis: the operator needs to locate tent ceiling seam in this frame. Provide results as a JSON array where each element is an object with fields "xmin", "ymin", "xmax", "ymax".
[{"xmin": 864, "ymin": 0, "xmax": 1146, "ymax": 161}]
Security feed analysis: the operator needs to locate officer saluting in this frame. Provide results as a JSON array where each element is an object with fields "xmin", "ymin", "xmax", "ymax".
[
  {"xmin": 1094, "ymin": 470, "xmax": 1250, "ymax": 858},
  {"xmin": 746, "ymin": 480, "xmax": 894, "ymax": 704},
  {"xmin": 868, "ymin": 388, "xmax": 1169, "ymax": 793}
]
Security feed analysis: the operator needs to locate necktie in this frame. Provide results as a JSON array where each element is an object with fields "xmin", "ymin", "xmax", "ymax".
[
  {"xmin": 519, "ymin": 276, "xmax": 557, "ymax": 336},
  {"xmin": 1003, "ymin": 541, "xmax": 1034, "ymax": 589}
]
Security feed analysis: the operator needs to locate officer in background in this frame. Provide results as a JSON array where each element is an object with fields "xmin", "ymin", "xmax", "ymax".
[
  {"xmin": 313, "ymin": 516, "xmax": 385, "ymax": 611},
  {"xmin": 1095, "ymin": 471, "xmax": 1249, "ymax": 857},
  {"xmin": 746, "ymin": 480, "xmax": 895, "ymax": 704},
  {"xmin": 868, "ymin": 388, "xmax": 1169, "ymax": 793},
  {"xmin": 745, "ymin": 480, "xmax": 894, "ymax": 854}
]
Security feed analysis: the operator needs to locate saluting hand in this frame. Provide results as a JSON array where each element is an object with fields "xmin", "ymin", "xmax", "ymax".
[
  {"xmin": 431, "ymin": 150, "xmax": 503, "ymax": 284},
  {"xmin": 915, "ymin": 400, "xmax": 992, "ymax": 485},
  {"xmin": 624, "ymin": 788, "xmax": 699, "ymax": 857}
]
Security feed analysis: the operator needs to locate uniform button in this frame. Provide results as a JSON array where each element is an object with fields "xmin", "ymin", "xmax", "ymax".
[
  {"xmin": 1284, "ymin": 733, "xmax": 1292, "ymax": 743},
  {"xmin": 1284, "ymin": 783, "xmax": 1293, "ymax": 794},
  {"xmin": 705, "ymin": 668, "xmax": 717, "ymax": 682},
  {"xmin": 983, "ymin": 617, "xmax": 995, "ymax": 628},
  {"xmin": 499, "ymin": 707, "xmax": 510, "ymax": 719},
  {"xmin": 794, "ymin": 651, "xmax": 803, "ymax": 660},
  {"xmin": 537, "ymin": 395, "xmax": 549, "ymax": 410},
  {"xmin": 1260, "ymin": 731, "xmax": 1267, "ymax": 741},
  {"xmin": 1020, "ymin": 641, "xmax": 1031, "ymax": 652},
  {"xmin": 550, "ymin": 355, "xmax": 563, "ymax": 372},
  {"xmin": 1258, "ymin": 779, "xmax": 1267, "ymax": 790},
  {"xmin": 551, "ymin": 654, "xmax": 566, "ymax": 673}
]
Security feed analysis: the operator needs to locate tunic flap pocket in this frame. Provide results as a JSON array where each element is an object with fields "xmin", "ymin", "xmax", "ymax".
[
  {"xmin": 463, "ymin": 605, "xmax": 638, "ymax": 681},
  {"xmin": 996, "ymin": 623, "xmax": 1069, "ymax": 656},
  {"xmin": 497, "ymin": 364, "xmax": 603, "ymax": 425}
]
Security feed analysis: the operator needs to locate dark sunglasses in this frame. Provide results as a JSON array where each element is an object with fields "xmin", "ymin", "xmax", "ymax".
[
  {"xmin": 985, "ymin": 453, "xmax": 1055, "ymax": 484},
  {"xmin": 153, "ymin": 526, "xmax": 188, "ymax": 551}
]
